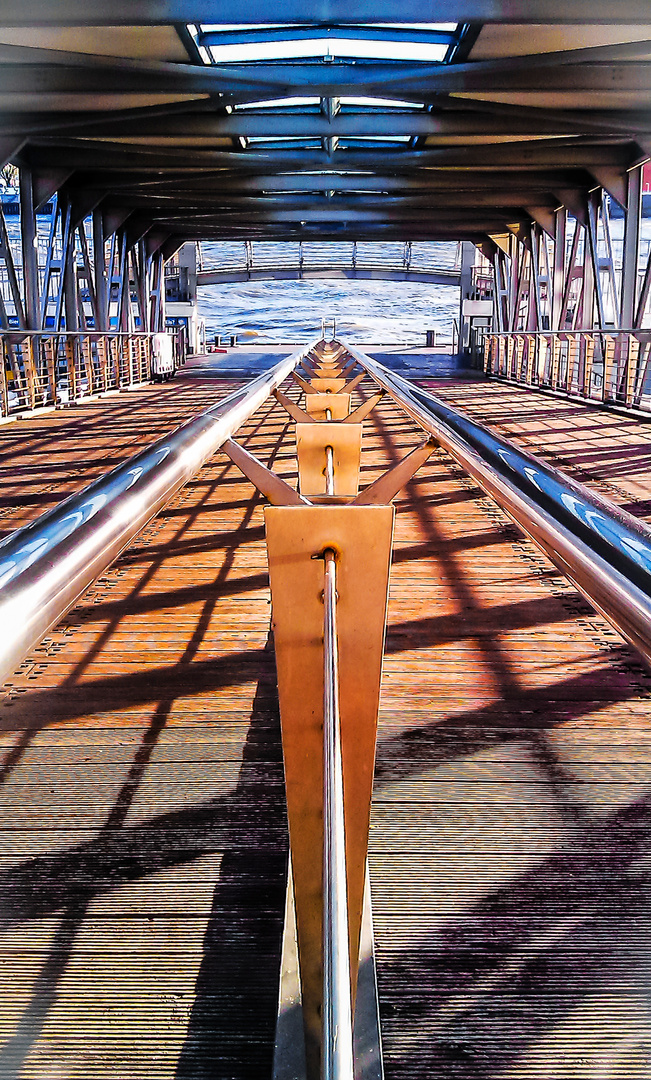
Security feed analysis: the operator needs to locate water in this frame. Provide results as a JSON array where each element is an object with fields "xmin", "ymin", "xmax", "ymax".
[
  {"xmin": 196, "ymin": 276, "xmax": 460, "ymax": 345},
  {"xmin": 196, "ymin": 240, "xmax": 460, "ymax": 344}
]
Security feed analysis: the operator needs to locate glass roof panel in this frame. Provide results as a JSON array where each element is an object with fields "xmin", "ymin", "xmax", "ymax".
[
  {"xmin": 205, "ymin": 38, "xmax": 449, "ymax": 63},
  {"xmin": 233, "ymin": 97, "xmax": 321, "ymax": 110}
]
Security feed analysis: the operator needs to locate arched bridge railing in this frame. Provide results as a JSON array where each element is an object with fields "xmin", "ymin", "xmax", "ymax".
[{"xmin": 196, "ymin": 240, "xmax": 462, "ymax": 287}]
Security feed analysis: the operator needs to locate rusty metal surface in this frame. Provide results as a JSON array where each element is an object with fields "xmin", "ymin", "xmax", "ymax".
[{"xmin": 1, "ymin": 374, "xmax": 651, "ymax": 1077}]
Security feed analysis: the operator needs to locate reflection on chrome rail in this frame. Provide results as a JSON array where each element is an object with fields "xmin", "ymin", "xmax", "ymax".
[
  {"xmin": 346, "ymin": 340, "xmax": 651, "ymax": 668},
  {"xmin": 0, "ymin": 341, "xmax": 316, "ymax": 685}
]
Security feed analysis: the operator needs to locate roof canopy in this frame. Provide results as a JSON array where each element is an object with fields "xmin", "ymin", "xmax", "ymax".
[{"xmin": 2, "ymin": 2, "xmax": 651, "ymax": 244}]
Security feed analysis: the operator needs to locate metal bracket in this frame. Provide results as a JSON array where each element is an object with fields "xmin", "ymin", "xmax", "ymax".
[
  {"xmin": 273, "ymin": 389, "xmax": 316, "ymax": 424},
  {"xmin": 343, "ymin": 392, "xmax": 385, "ymax": 424},
  {"xmin": 265, "ymin": 504, "xmax": 394, "ymax": 1078},
  {"xmin": 308, "ymin": 377, "xmax": 348, "ymax": 394},
  {"xmin": 305, "ymin": 393, "xmax": 351, "ymax": 420},
  {"xmin": 221, "ymin": 438, "xmax": 310, "ymax": 506},
  {"xmin": 354, "ymin": 437, "xmax": 437, "ymax": 505}
]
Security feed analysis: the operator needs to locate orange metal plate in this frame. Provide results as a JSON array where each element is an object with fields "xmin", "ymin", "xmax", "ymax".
[
  {"xmin": 264, "ymin": 504, "xmax": 394, "ymax": 1070},
  {"xmin": 304, "ymin": 393, "xmax": 350, "ymax": 421},
  {"xmin": 307, "ymin": 378, "xmax": 348, "ymax": 394},
  {"xmin": 295, "ymin": 422, "xmax": 363, "ymax": 497}
]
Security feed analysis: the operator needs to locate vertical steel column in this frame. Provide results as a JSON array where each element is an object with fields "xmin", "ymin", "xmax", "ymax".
[
  {"xmin": 77, "ymin": 223, "xmax": 98, "ymax": 330},
  {"xmin": 157, "ymin": 251, "xmax": 166, "ymax": 331},
  {"xmin": 138, "ymin": 240, "xmax": 151, "ymax": 333},
  {"xmin": 492, "ymin": 250, "xmax": 505, "ymax": 333},
  {"xmin": 148, "ymin": 252, "xmax": 161, "ymax": 332},
  {"xmin": 586, "ymin": 191, "xmax": 606, "ymax": 331},
  {"xmin": 507, "ymin": 233, "xmax": 520, "ymax": 331},
  {"xmin": 552, "ymin": 207, "xmax": 567, "ymax": 331},
  {"xmin": 54, "ymin": 200, "xmax": 73, "ymax": 332},
  {"xmin": 19, "ymin": 166, "xmax": 39, "ymax": 330},
  {"xmin": 39, "ymin": 200, "xmax": 59, "ymax": 330},
  {"xmin": 621, "ymin": 164, "xmax": 643, "ymax": 329},
  {"xmin": 92, "ymin": 209, "xmax": 108, "ymax": 331},
  {"xmin": 527, "ymin": 224, "xmax": 542, "ymax": 332},
  {"xmin": 116, "ymin": 228, "xmax": 129, "ymax": 332},
  {"xmin": 458, "ymin": 241, "xmax": 475, "ymax": 348},
  {"xmin": 63, "ymin": 216, "xmax": 78, "ymax": 334},
  {"xmin": 579, "ymin": 215, "xmax": 595, "ymax": 331}
]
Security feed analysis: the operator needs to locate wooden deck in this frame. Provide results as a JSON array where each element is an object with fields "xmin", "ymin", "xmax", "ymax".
[{"xmin": 2, "ymin": 369, "xmax": 651, "ymax": 1078}]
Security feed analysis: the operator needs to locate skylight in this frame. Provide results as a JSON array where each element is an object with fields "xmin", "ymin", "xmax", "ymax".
[
  {"xmin": 233, "ymin": 97, "xmax": 320, "ymax": 111},
  {"xmin": 233, "ymin": 96, "xmax": 424, "ymax": 111},
  {"xmin": 207, "ymin": 38, "xmax": 448, "ymax": 63},
  {"xmin": 189, "ymin": 22, "xmax": 463, "ymax": 66}
]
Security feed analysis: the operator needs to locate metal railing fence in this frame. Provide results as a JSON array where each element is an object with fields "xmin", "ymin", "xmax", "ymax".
[
  {"xmin": 0, "ymin": 330, "xmax": 184, "ymax": 417},
  {"xmin": 197, "ymin": 239, "xmax": 459, "ymax": 277},
  {"xmin": 484, "ymin": 330, "xmax": 651, "ymax": 412}
]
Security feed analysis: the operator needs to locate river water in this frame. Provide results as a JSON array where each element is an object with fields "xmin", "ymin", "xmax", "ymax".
[{"xmin": 195, "ymin": 240, "xmax": 460, "ymax": 345}]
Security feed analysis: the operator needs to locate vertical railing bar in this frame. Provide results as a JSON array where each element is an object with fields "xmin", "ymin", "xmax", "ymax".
[{"xmin": 322, "ymin": 548, "xmax": 354, "ymax": 1080}]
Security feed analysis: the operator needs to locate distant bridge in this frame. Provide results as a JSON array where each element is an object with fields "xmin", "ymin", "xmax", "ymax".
[{"xmin": 196, "ymin": 240, "xmax": 462, "ymax": 287}]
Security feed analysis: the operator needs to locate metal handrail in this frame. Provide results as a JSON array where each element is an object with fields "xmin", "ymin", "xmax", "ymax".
[
  {"xmin": 345, "ymin": 340, "xmax": 651, "ymax": 668},
  {"xmin": 0, "ymin": 330, "xmax": 160, "ymax": 338},
  {"xmin": 0, "ymin": 340, "xmax": 317, "ymax": 685},
  {"xmin": 483, "ymin": 329, "xmax": 651, "ymax": 411},
  {"xmin": 322, "ymin": 547, "xmax": 354, "ymax": 1080}
]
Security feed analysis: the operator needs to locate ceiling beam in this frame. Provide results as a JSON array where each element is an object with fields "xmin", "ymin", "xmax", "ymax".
[
  {"xmin": 26, "ymin": 139, "xmax": 632, "ymax": 172},
  {"xmin": 72, "ymin": 110, "xmax": 617, "ymax": 140},
  {"xmin": 111, "ymin": 190, "xmax": 559, "ymax": 210},
  {"xmin": 67, "ymin": 168, "xmax": 588, "ymax": 194},
  {"xmin": 1, "ymin": 1, "xmax": 651, "ymax": 24},
  {"xmin": 2, "ymin": 44, "xmax": 651, "ymax": 99}
]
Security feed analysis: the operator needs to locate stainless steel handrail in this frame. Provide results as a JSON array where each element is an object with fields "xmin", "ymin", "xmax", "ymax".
[
  {"xmin": 0, "ymin": 340, "xmax": 318, "ymax": 685},
  {"xmin": 322, "ymin": 547, "xmax": 354, "ymax": 1080},
  {"xmin": 345, "ymin": 340, "xmax": 651, "ymax": 668}
]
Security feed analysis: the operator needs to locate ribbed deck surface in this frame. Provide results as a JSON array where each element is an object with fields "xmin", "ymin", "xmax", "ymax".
[{"xmin": 2, "ymin": 370, "xmax": 651, "ymax": 1079}]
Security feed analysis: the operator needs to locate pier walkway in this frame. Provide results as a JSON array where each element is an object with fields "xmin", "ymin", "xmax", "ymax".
[{"xmin": 2, "ymin": 352, "xmax": 651, "ymax": 1079}]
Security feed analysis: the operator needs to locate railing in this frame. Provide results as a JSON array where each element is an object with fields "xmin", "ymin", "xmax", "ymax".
[
  {"xmin": 346, "ymin": 341, "xmax": 651, "ymax": 668},
  {"xmin": 0, "ymin": 331, "xmax": 183, "ymax": 417},
  {"xmin": 484, "ymin": 330, "xmax": 651, "ymax": 412},
  {"xmin": 0, "ymin": 342, "xmax": 313, "ymax": 685},
  {"xmin": 196, "ymin": 239, "xmax": 460, "ymax": 284}
]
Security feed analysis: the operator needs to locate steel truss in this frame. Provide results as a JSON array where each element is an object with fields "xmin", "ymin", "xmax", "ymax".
[
  {"xmin": 484, "ymin": 167, "xmax": 651, "ymax": 338},
  {"xmin": 0, "ymin": 168, "xmax": 183, "ymax": 414},
  {"xmin": 481, "ymin": 163, "xmax": 651, "ymax": 409},
  {"xmin": 0, "ymin": 168, "xmax": 173, "ymax": 338}
]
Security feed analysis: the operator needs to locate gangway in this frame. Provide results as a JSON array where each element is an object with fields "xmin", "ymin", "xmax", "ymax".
[{"xmin": 3, "ymin": 338, "xmax": 651, "ymax": 1076}]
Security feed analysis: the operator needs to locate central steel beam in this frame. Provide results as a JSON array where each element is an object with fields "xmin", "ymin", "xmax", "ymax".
[{"xmin": 72, "ymin": 111, "xmax": 606, "ymax": 139}]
